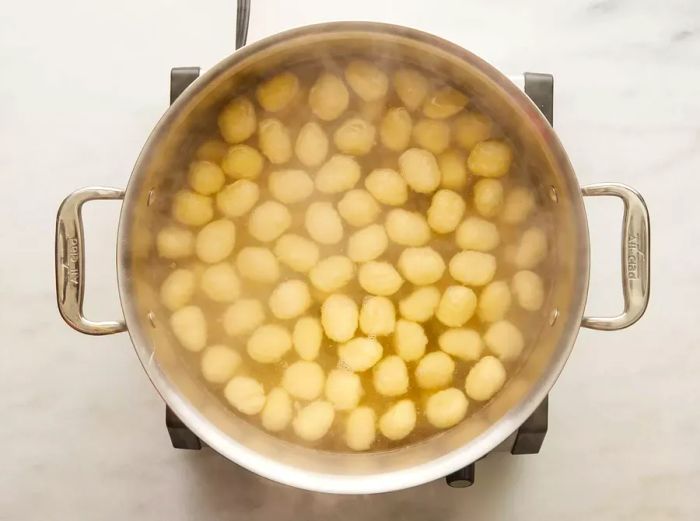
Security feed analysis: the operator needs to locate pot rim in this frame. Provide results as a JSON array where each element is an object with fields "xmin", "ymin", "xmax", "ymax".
[{"xmin": 116, "ymin": 21, "xmax": 589, "ymax": 494}]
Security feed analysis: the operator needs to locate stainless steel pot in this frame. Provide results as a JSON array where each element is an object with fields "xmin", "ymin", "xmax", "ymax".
[{"xmin": 54, "ymin": 22, "xmax": 650, "ymax": 494}]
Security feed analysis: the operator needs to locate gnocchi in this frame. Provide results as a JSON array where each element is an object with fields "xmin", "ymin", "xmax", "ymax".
[
  {"xmin": 456, "ymin": 217, "xmax": 500, "ymax": 252},
  {"xmin": 427, "ymin": 189, "xmax": 466, "ymax": 233},
  {"xmin": 502, "ymin": 187, "xmax": 535, "ymax": 224},
  {"xmin": 464, "ymin": 355, "xmax": 506, "ymax": 401},
  {"xmin": 467, "ymin": 140, "xmax": 512, "ymax": 178},
  {"xmin": 373, "ymin": 355, "xmax": 409, "ymax": 397},
  {"xmin": 325, "ymin": 369, "xmax": 363, "ymax": 411},
  {"xmin": 393, "ymin": 319, "xmax": 427, "ymax": 362},
  {"xmin": 438, "ymin": 328, "xmax": 483, "ymax": 361},
  {"xmin": 347, "ymin": 224, "xmax": 388, "ymax": 262},
  {"xmin": 170, "ymin": 305, "xmax": 206, "ymax": 352},
  {"xmin": 172, "ymin": 190, "xmax": 213, "ymax": 227},
  {"xmin": 365, "ymin": 168, "xmax": 408, "ymax": 206},
  {"xmin": 248, "ymin": 201, "xmax": 292, "ymax": 242},
  {"xmin": 223, "ymin": 299, "xmax": 265, "ymax": 336},
  {"xmin": 397, "ymin": 247, "xmax": 445, "ymax": 285},
  {"xmin": 305, "ymin": 202, "xmax": 344, "ymax": 244},
  {"xmin": 477, "ymin": 281, "xmax": 511, "ymax": 322},
  {"xmin": 315, "ymin": 154, "xmax": 361, "ymax": 194},
  {"xmin": 295, "ymin": 122, "xmax": 329, "ymax": 167},
  {"xmin": 309, "ymin": 255, "xmax": 355, "ymax": 293},
  {"xmin": 292, "ymin": 316, "xmax": 323, "ymax": 361},
  {"xmin": 160, "ymin": 269, "xmax": 195, "ymax": 311},
  {"xmin": 218, "ymin": 96, "xmax": 256, "ymax": 144},
  {"xmin": 426, "ymin": 388, "xmax": 468, "ymax": 429},
  {"xmin": 422, "ymin": 86, "xmax": 468, "ymax": 119},
  {"xmin": 216, "ymin": 179, "xmax": 260, "ymax": 218},
  {"xmin": 258, "ymin": 118, "xmax": 292, "ymax": 164},
  {"xmin": 449, "ymin": 250, "xmax": 497, "ymax": 286},
  {"xmin": 247, "ymin": 324, "xmax": 292, "ymax": 363},
  {"xmin": 436, "ymin": 286, "xmax": 477, "ymax": 327},
  {"xmin": 201, "ymin": 345, "xmax": 241, "ymax": 384},
  {"xmin": 512, "ymin": 270, "xmax": 545, "ymax": 311},
  {"xmin": 385, "ymin": 209, "xmax": 431, "ymax": 246},
  {"xmin": 333, "ymin": 118, "xmax": 376, "ymax": 155},
  {"xmin": 195, "ymin": 139, "xmax": 228, "ymax": 163},
  {"xmin": 337, "ymin": 189, "xmax": 381, "ymax": 227},
  {"xmin": 415, "ymin": 351, "xmax": 455, "ymax": 390},
  {"xmin": 321, "ymin": 294, "xmax": 358, "ymax": 342},
  {"xmin": 379, "ymin": 399, "xmax": 416, "ymax": 441},
  {"xmin": 345, "ymin": 406, "xmax": 376, "ymax": 451},
  {"xmin": 224, "ymin": 376, "xmax": 265, "ymax": 415},
  {"xmin": 195, "ymin": 219, "xmax": 236, "ymax": 263},
  {"xmin": 514, "ymin": 227, "xmax": 548, "ymax": 269},
  {"xmin": 293, "ymin": 401, "xmax": 335, "ymax": 441},
  {"xmin": 268, "ymin": 169, "xmax": 314, "ymax": 204},
  {"xmin": 221, "ymin": 144, "xmax": 264, "ymax": 180},
  {"xmin": 412, "ymin": 118, "xmax": 450, "ymax": 155},
  {"xmin": 393, "ymin": 68, "xmax": 429, "ymax": 111},
  {"xmin": 453, "ymin": 112, "xmax": 492, "ymax": 150},
  {"xmin": 398, "ymin": 148, "xmax": 441, "ymax": 194},
  {"xmin": 269, "ymin": 280, "xmax": 312, "ymax": 319},
  {"xmin": 380, "ymin": 107, "xmax": 412, "ymax": 151},
  {"xmin": 200, "ymin": 262, "xmax": 240, "ymax": 303},
  {"xmin": 236, "ymin": 247, "xmax": 280, "ymax": 283},
  {"xmin": 338, "ymin": 336, "xmax": 383, "ymax": 372},
  {"xmin": 359, "ymin": 296, "xmax": 396, "ymax": 336},
  {"xmin": 473, "ymin": 178, "xmax": 504, "ymax": 218},
  {"xmin": 282, "ymin": 360, "xmax": 325, "ymax": 400},
  {"xmin": 484, "ymin": 320, "xmax": 524, "ymax": 361},
  {"xmin": 358, "ymin": 262, "xmax": 404, "ymax": 296},
  {"xmin": 308, "ymin": 72, "xmax": 349, "ymax": 121},
  {"xmin": 157, "ymin": 226, "xmax": 194, "ymax": 259},
  {"xmin": 345, "ymin": 60, "xmax": 388, "ymax": 102},
  {"xmin": 256, "ymin": 71, "xmax": 300, "ymax": 113},
  {"xmin": 261, "ymin": 387, "xmax": 293, "ymax": 432},
  {"xmin": 274, "ymin": 234, "xmax": 320, "ymax": 273},
  {"xmin": 188, "ymin": 161, "xmax": 225, "ymax": 195},
  {"xmin": 399, "ymin": 286, "xmax": 441, "ymax": 323}
]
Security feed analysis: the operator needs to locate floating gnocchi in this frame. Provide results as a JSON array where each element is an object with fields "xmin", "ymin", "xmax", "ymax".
[
  {"xmin": 218, "ymin": 96, "xmax": 256, "ymax": 144},
  {"xmin": 337, "ymin": 189, "xmax": 381, "ymax": 227},
  {"xmin": 221, "ymin": 144, "xmax": 264, "ymax": 180},
  {"xmin": 248, "ymin": 201, "xmax": 292, "ymax": 242},
  {"xmin": 365, "ymin": 168, "xmax": 408, "ymax": 206},
  {"xmin": 247, "ymin": 324, "xmax": 292, "ymax": 363},
  {"xmin": 305, "ymin": 202, "xmax": 344, "ymax": 244},
  {"xmin": 325, "ymin": 369, "xmax": 363, "ymax": 411}
]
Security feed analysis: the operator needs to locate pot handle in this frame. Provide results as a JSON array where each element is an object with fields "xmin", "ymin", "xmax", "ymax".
[
  {"xmin": 580, "ymin": 183, "xmax": 650, "ymax": 331},
  {"xmin": 55, "ymin": 187, "xmax": 127, "ymax": 335}
]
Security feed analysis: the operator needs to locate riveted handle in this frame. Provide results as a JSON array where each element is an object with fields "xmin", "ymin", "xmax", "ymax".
[
  {"xmin": 55, "ymin": 187, "xmax": 127, "ymax": 335},
  {"xmin": 581, "ymin": 183, "xmax": 650, "ymax": 331}
]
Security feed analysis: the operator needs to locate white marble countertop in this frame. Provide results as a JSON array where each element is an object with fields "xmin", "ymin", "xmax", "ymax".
[{"xmin": 1, "ymin": 0, "xmax": 699, "ymax": 519}]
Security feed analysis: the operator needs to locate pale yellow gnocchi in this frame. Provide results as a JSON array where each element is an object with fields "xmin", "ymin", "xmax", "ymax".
[
  {"xmin": 221, "ymin": 144, "xmax": 264, "ymax": 180},
  {"xmin": 305, "ymin": 202, "xmax": 344, "ymax": 244},
  {"xmin": 218, "ymin": 96, "xmax": 256, "ymax": 144},
  {"xmin": 248, "ymin": 201, "xmax": 292, "ymax": 242},
  {"xmin": 337, "ymin": 189, "xmax": 381, "ymax": 227},
  {"xmin": 295, "ymin": 121, "xmax": 329, "ymax": 167}
]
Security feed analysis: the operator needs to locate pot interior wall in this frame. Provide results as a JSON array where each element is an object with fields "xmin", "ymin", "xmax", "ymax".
[{"xmin": 117, "ymin": 23, "xmax": 589, "ymax": 491}]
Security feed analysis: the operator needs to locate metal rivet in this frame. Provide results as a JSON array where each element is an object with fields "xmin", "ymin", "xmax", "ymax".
[
  {"xmin": 147, "ymin": 311, "xmax": 156, "ymax": 328},
  {"xmin": 147, "ymin": 189, "xmax": 156, "ymax": 207},
  {"xmin": 548, "ymin": 185, "xmax": 559, "ymax": 203},
  {"xmin": 548, "ymin": 308, "xmax": 559, "ymax": 326}
]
